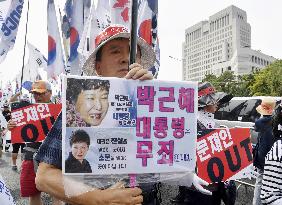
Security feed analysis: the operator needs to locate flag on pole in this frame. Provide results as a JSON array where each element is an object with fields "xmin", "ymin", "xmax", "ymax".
[
  {"xmin": 77, "ymin": 1, "xmax": 93, "ymax": 62},
  {"xmin": 81, "ymin": 0, "xmax": 92, "ymax": 56},
  {"xmin": 83, "ymin": 0, "xmax": 91, "ymax": 23},
  {"xmin": 137, "ymin": 0, "xmax": 159, "ymax": 77},
  {"xmin": 0, "ymin": 0, "xmax": 24, "ymax": 64},
  {"xmin": 21, "ymin": 42, "xmax": 47, "ymax": 82},
  {"xmin": 0, "ymin": 175, "xmax": 15, "ymax": 205},
  {"xmin": 21, "ymin": 80, "xmax": 32, "ymax": 91},
  {"xmin": 26, "ymin": 42, "xmax": 47, "ymax": 69},
  {"xmin": 63, "ymin": 0, "xmax": 92, "ymax": 74},
  {"xmin": 83, "ymin": 0, "xmax": 130, "ymax": 54},
  {"xmin": 2, "ymin": 81, "xmax": 12, "ymax": 100},
  {"xmin": 109, "ymin": 0, "xmax": 159, "ymax": 77},
  {"xmin": 68, "ymin": 0, "xmax": 84, "ymax": 75},
  {"xmin": 90, "ymin": 0, "xmax": 112, "ymax": 46},
  {"xmin": 79, "ymin": 0, "xmax": 137, "ymax": 63},
  {"xmin": 47, "ymin": 0, "xmax": 65, "ymax": 80},
  {"xmin": 0, "ymin": 0, "xmax": 12, "ymax": 24},
  {"xmin": 78, "ymin": 0, "xmax": 112, "ymax": 63},
  {"xmin": 61, "ymin": 15, "xmax": 70, "ymax": 39},
  {"xmin": 110, "ymin": 0, "xmax": 130, "ymax": 27}
]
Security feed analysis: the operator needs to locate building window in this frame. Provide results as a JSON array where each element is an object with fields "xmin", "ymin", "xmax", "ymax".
[{"xmin": 258, "ymin": 58, "xmax": 261, "ymax": 65}]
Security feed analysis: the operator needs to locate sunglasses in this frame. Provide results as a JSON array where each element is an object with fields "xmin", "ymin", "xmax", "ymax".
[{"xmin": 33, "ymin": 92, "xmax": 48, "ymax": 96}]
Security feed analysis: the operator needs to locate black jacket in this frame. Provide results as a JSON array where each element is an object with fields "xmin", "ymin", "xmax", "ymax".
[
  {"xmin": 2, "ymin": 110, "xmax": 11, "ymax": 122},
  {"xmin": 272, "ymin": 105, "xmax": 282, "ymax": 141},
  {"xmin": 253, "ymin": 116, "xmax": 274, "ymax": 169},
  {"xmin": 65, "ymin": 152, "xmax": 92, "ymax": 173}
]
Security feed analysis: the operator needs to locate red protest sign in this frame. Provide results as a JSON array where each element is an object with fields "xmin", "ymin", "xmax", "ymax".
[
  {"xmin": 11, "ymin": 103, "xmax": 61, "ymax": 143},
  {"xmin": 197, "ymin": 128, "xmax": 253, "ymax": 183}
]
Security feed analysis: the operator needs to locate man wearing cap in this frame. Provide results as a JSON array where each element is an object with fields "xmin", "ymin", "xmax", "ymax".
[
  {"xmin": 36, "ymin": 24, "xmax": 213, "ymax": 205},
  {"xmin": 260, "ymin": 99, "xmax": 282, "ymax": 205},
  {"xmin": 252, "ymin": 97, "xmax": 276, "ymax": 205},
  {"xmin": 7, "ymin": 80, "xmax": 57, "ymax": 205},
  {"xmin": 35, "ymin": 24, "xmax": 211, "ymax": 205},
  {"xmin": 34, "ymin": 25, "xmax": 154, "ymax": 205}
]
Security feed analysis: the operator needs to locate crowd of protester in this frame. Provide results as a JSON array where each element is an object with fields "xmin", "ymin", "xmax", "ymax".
[
  {"xmin": 1, "ymin": 85, "xmax": 281, "ymax": 205},
  {"xmin": 0, "ymin": 25, "xmax": 281, "ymax": 205}
]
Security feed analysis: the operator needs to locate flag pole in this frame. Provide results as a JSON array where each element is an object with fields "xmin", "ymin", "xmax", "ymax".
[
  {"xmin": 20, "ymin": 0, "xmax": 30, "ymax": 92},
  {"xmin": 129, "ymin": 0, "xmax": 138, "ymax": 187},
  {"xmin": 129, "ymin": 0, "xmax": 138, "ymax": 71}
]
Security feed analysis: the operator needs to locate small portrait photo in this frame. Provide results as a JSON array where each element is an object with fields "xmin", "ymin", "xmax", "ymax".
[
  {"xmin": 66, "ymin": 78, "xmax": 110, "ymax": 127},
  {"xmin": 65, "ymin": 129, "xmax": 92, "ymax": 173}
]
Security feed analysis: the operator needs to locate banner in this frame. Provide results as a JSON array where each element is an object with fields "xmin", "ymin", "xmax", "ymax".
[
  {"xmin": 62, "ymin": 75, "xmax": 197, "ymax": 175},
  {"xmin": 197, "ymin": 127, "xmax": 253, "ymax": 183},
  {"xmin": 0, "ymin": 175, "xmax": 15, "ymax": 205},
  {"xmin": 11, "ymin": 102, "xmax": 61, "ymax": 143},
  {"xmin": 0, "ymin": 0, "xmax": 12, "ymax": 24},
  {"xmin": 0, "ymin": 0, "xmax": 24, "ymax": 64}
]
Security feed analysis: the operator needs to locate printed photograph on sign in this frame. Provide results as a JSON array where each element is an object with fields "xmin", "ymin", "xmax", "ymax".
[
  {"xmin": 64, "ymin": 127, "xmax": 133, "ymax": 175},
  {"xmin": 64, "ymin": 129, "xmax": 93, "ymax": 173},
  {"xmin": 65, "ymin": 77, "xmax": 137, "ymax": 128},
  {"xmin": 62, "ymin": 75, "xmax": 198, "ymax": 175}
]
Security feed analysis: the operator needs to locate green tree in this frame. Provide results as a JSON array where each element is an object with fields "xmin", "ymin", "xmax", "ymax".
[
  {"xmin": 236, "ymin": 73, "xmax": 255, "ymax": 97},
  {"xmin": 250, "ymin": 60, "xmax": 282, "ymax": 96},
  {"xmin": 217, "ymin": 71, "xmax": 236, "ymax": 94},
  {"xmin": 203, "ymin": 71, "xmax": 237, "ymax": 94},
  {"xmin": 202, "ymin": 74, "xmax": 218, "ymax": 87}
]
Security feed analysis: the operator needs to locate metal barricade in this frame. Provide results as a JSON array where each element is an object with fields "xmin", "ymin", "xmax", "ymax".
[{"xmin": 234, "ymin": 179, "xmax": 255, "ymax": 197}]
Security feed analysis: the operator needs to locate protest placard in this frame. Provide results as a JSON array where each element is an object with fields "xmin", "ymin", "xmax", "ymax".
[
  {"xmin": 62, "ymin": 76, "xmax": 198, "ymax": 175},
  {"xmin": 197, "ymin": 127, "xmax": 253, "ymax": 183},
  {"xmin": 0, "ymin": 175, "xmax": 15, "ymax": 205},
  {"xmin": 11, "ymin": 102, "xmax": 61, "ymax": 143}
]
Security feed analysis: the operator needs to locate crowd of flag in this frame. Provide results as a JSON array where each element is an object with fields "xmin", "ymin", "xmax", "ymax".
[{"xmin": 0, "ymin": 0, "xmax": 159, "ymax": 107}]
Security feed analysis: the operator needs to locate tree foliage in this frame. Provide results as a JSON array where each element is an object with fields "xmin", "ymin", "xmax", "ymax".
[
  {"xmin": 201, "ymin": 60, "xmax": 282, "ymax": 97},
  {"xmin": 202, "ymin": 71, "xmax": 254, "ymax": 97},
  {"xmin": 250, "ymin": 60, "xmax": 282, "ymax": 96}
]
